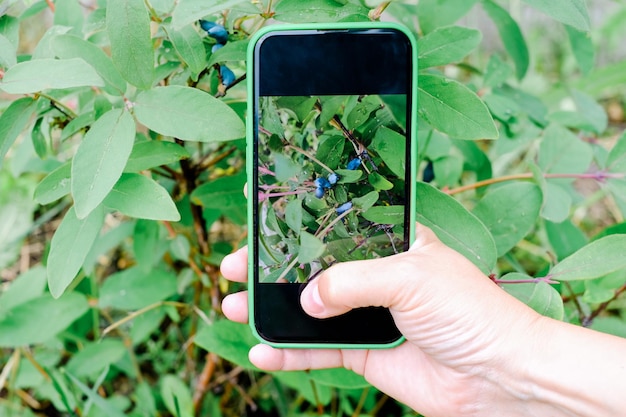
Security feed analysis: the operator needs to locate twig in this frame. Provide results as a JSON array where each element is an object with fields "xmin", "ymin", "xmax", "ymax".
[{"xmin": 582, "ymin": 283, "xmax": 626, "ymax": 327}]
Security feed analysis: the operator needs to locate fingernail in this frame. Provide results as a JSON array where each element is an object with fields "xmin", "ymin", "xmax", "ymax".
[{"xmin": 301, "ymin": 280, "xmax": 325, "ymax": 315}]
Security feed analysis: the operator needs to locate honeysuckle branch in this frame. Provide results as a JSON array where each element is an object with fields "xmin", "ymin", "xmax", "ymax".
[
  {"xmin": 446, "ymin": 171, "xmax": 626, "ymax": 196},
  {"xmin": 582, "ymin": 283, "xmax": 626, "ymax": 328},
  {"xmin": 494, "ymin": 277, "xmax": 560, "ymax": 285},
  {"xmin": 35, "ymin": 92, "xmax": 77, "ymax": 119}
]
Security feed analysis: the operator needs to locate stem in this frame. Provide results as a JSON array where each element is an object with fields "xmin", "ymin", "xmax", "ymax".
[
  {"xmin": 446, "ymin": 171, "xmax": 625, "ymax": 196},
  {"xmin": 582, "ymin": 283, "xmax": 626, "ymax": 327},
  {"xmin": 317, "ymin": 207, "xmax": 354, "ymax": 240},
  {"xmin": 259, "ymin": 190, "xmax": 308, "ymax": 200},
  {"xmin": 368, "ymin": 1, "xmax": 391, "ymax": 20},
  {"xmin": 287, "ymin": 144, "xmax": 335, "ymax": 174},
  {"xmin": 495, "ymin": 277, "xmax": 559, "ymax": 285},
  {"xmin": 37, "ymin": 92, "xmax": 77, "ymax": 119},
  {"xmin": 45, "ymin": 0, "xmax": 55, "ymax": 12}
]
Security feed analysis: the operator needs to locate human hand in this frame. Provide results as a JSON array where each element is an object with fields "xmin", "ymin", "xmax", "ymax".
[{"xmin": 221, "ymin": 223, "xmax": 547, "ymax": 416}]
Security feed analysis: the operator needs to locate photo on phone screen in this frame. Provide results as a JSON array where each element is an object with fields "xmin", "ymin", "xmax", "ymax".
[
  {"xmin": 249, "ymin": 24, "xmax": 416, "ymax": 346},
  {"xmin": 257, "ymin": 93, "xmax": 408, "ymax": 284}
]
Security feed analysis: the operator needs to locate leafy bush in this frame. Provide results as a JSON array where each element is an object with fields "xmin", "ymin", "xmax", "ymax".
[{"xmin": 1, "ymin": 0, "xmax": 626, "ymax": 416}]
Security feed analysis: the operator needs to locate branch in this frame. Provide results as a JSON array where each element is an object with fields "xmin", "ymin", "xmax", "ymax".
[{"xmin": 582, "ymin": 283, "xmax": 626, "ymax": 327}]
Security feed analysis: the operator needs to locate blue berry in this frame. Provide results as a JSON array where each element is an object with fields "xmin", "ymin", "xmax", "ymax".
[
  {"xmin": 347, "ymin": 158, "xmax": 361, "ymax": 170},
  {"xmin": 423, "ymin": 160, "xmax": 435, "ymax": 183},
  {"xmin": 336, "ymin": 201, "xmax": 353, "ymax": 215},
  {"xmin": 220, "ymin": 65, "xmax": 236, "ymax": 87},
  {"xmin": 314, "ymin": 177, "xmax": 331, "ymax": 189},
  {"xmin": 327, "ymin": 173, "xmax": 338, "ymax": 185},
  {"xmin": 314, "ymin": 187, "xmax": 325, "ymax": 199},
  {"xmin": 199, "ymin": 21, "xmax": 229, "ymax": 44},
  {"xmin": 211, "ymin": 43, "xmax": 224, "ymax": 53}
]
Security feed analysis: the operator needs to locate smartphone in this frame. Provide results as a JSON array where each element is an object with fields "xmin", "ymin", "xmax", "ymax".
[{"xmin": 247, "ymin": 22, "xmax": 417, "ymax": 348}]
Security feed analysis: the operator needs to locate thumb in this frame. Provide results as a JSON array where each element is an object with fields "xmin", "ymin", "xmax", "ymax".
[{"xmin": 300, "ymin": 223, "xmax": 443, "ymax": 318}]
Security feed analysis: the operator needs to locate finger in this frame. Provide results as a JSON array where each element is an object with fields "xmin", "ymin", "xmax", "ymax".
[
  {"xmin": 248, "ymin": 344, "xmax": 367, "ymax": 372},
  {"xmin": 220, "ymin": 246, "xmax": 248, "ymax": 283},
  {"xmin": 221, "ymin": 291, "xmax": 248, "ymax": 323},
  {"xmin": 300, "ymin": 223, "xmax": 451, "ymax": 318}
]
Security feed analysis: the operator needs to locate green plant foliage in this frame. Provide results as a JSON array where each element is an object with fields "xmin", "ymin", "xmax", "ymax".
[{"xmin": 2, "ymin": 0, "xmax": 626, "ymax": 415}]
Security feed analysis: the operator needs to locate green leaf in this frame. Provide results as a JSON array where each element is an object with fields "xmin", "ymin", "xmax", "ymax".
[
  {"xmin": 0, "ymin": 58, "xmax": 104, "ymax": 94},
  {"xmin": 160, "ymin": 375, "xmax": 193, "ymax": 417},
  {"xmin": 500, "ymin": 273, "xmax": 564, "ymax": 320},
  {"xmin": 335, "ymin": 168, "xmax": 362, "ymax": 184},
  {"xmin": 0, "ymin": 293, "xmax": 89, "ymax": 347},
  {"xmin": 166, "ymin": 24, "xmax": 207, "ymax": 79},
  {"xmin": 124, "ymin": 140, "xmax": 190, "ymax": 172},
  {"xmin": 538, "ymin": 124, "xmax": 592, "ymax": 174},
  {"xmin": 207, "ymin": 39, "xmax": 249, "ymax": 67},
  {"xmin": 52, "ymin": 35, "xmax": 126, "ymax": 95},
  {"xmin": 65, "ymin": 371, "xmax": 127, "ymax": 417},
  {"xmin": 71, "ymin": 109, "xmax": 136, "ymax": 219},
  {"xmin": 172, "ymin": 0, "xmax": 249, "ymax": 29},
  {"xmin": 47, "ymin": 206, "xmax": 105, "ymax": 298},
  {"xmin": 571, "ymin": 89, "xmax": 607, "ymax": 135},
  {"xmin": 548, "ymin": 234, "xmax": 626, "ymax": 281},
  {"xmin": 194, "ymin": 320, "xmax": 257, "ymax": 369},
  {"xmin": 133, "ymin": 219, "xmax": 164, "ymax": 270},
  {"xmin": 482, "ymin": 0, "xmax": 529, "ymax": 80},
  {"xmin": 417, "ymin": 26, "xmax": 482, "ymax": 69},
  {"xmin": 473, "ymin": 182, "xmax": 542, "ymax": 257},
  {"xmin": 285, "ymin": 198, "xmax": 303, "ymax": 236},
  {"xmin": 565, "ymin": 25, "xmax": 595, "ymax": 76},
  {"xmin": 99, "ymin": 267, "xmax": 177, "ymax": 310},
  {"xmin": 483, "ymin": 55, "xmax": 514, "ymax": 88},
  {"xmin": 352, "ymin": 191, "xmax": 379, "ymax": 212},
  {"xmin": 308, "ymin": 368, "xmax": 369, "ymax": 389},
  {"xmin": 607, "ymin": 131, "xmax": 626, "ymax": 173},
  {"xmin": 66, "ymin": 340, "xmax": 127, "ymax": 378},
  {"xmin": 370, "ymin": 126, "xmax": 406, "ymax": 177},
  {"xmin": 417, "ymin": 0, "xmax": 480, "ymax": 33},
  {"xmin": 34, "ymin": 161, "xmax": 71, "ymax": 205},
  {"xmin": 415, "ymin": 182, "xmax": 497, "ymax": 273},
  {"xmin": 540, "ymin": 182, "xmax": 572, "ymax": 223},
  {"xmin": 362, "ymin": 205, "xmax": 404, "ymax": 225},
  {"xmin": 191, "ymin": 172, "xmax": 246, "ymax": 209},
  {"xmin": 368, "ymin": 171, "xmax": 394, "ymax": 191},
  {"xmin": 277, "ymin": 96, "xmax": 318, "ymax": 123},
  {"xmin": 0, "ymin": 33, "xmax": 17, "ymax": 68},
  {"xmin": 0, "ymin": 266, "xmax": 47, "ymax": 314},
  {"xmin": 0, "ymin": 97, "xmax": 36, "ymax": 163},
  {"xmin": 545, "ymin": 219, "xmax": 588, "ymax": 261},
  {"xmin": 274, "ymin": 0, "xmax": 369, "ymax": 23},
  {"xmin": 316, "ymin": 136, "xmax": 345, "ymax": 172},
  {"xmin": 106, "ymin": 0, "xmax": 154, "ymax": 89},
  {"xmin": 522, "ymin": 0, "xmax": 590, "ymax": 32},
  {"xmin": 346, "ymin": 96, "xmax": 380, "ymax": 130},
  {"xmin": 298, "ymin": 231, "xmax": 326, "ymax": 264},
  {"xmin": 103, "ymin": 173, "xmax": 180, "ymax": 221},
  {"xmin": 134, "ymin": 86, "xmax": 245, "ymax": 142},
  {"xmin": 273, "ymin": 154, "xmax": 300, "ymax": 182},
  {"xmin": 419, "ymin": 74, "xmax": 499, "ymax": 140},
  {"xmin": 274, "ymin": 372, "xmax": 332, "ymax": 405},
  {"xmin": 433, "ymin": 155, "xmax": 463, "ymax": 187}
]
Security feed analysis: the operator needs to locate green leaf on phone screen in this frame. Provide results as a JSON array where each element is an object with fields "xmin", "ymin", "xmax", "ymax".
[
  {"xmin": 352, "ymin": 191, "xmax": 379, "ymax": 212},
  {"xmin": 370, "ymin": 126, "xmax": 406, "ymax": 177},
  {"xmin": 362, "ymin": 206, "xmax": 404, "ymax": 225},
  {"xmin": 47, "ymin": 206, "xmax": 105, "ymax": 298},
  {"xmin": 316, "ymin": 136, "xmax": 345, "ymax": 172},
  {"xmin": 298, "ymin": 231, "xmax": 326, "ymax": 264},
  {"xmin": 368, "ymin": 172, "xmax": 394, "ymax": 191},
  {"xmin": 335, "ymin": 169, "xmax": 362, "ymax": 184},
  {"xmin": 285, "ymin": 198, "xmax": 303, "ymax": 236},
  {"xmin": 71, "ymin": 109, "xmax": 135, "ymax": 219}
]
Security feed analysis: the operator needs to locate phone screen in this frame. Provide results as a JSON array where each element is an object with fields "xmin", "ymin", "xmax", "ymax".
[{"xmin": 251, "ymin": 26, "xmax": 415, "ymax": 345}]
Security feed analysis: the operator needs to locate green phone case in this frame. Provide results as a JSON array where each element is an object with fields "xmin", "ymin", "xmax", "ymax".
[{"xmin": 246, "ymin": 21, "xmax": 418, "ymax": 349}]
